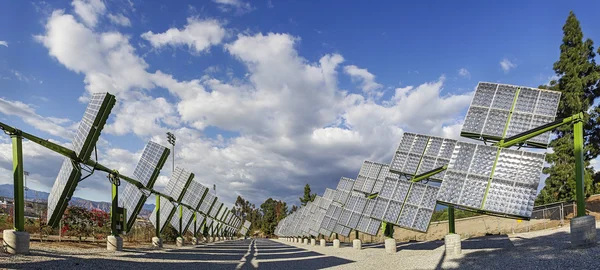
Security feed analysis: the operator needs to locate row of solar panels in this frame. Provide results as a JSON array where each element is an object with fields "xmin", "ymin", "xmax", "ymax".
[
  {"xmin": 45, "ymin": 92, "xmax": 247, "ymax": 236},
  {"xmin": 276, "ymin": 82, "xmax": 558, "ymax": 238}
]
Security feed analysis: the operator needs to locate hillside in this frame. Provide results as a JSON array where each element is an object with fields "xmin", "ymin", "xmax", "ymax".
[{"xmin": 0, "ymin": 184, "xmax": 155, "ymax": 218}]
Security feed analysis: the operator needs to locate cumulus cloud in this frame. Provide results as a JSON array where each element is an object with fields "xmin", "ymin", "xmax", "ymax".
[
  {"xmin": 213, "ymin": 0, "xmax": 254, "ymax": 14},
  {"xmin": 141, "ymin": 17, "xmax": 226, "ymax": 54},
  {"xmin": 500, "ymin": 58, "xmax": 516, "ymax": 73},
  {"xmin": 0, "ymin": 41, "xmax": 7, "ymax": 47},
  {"xmin": 344, "ymin": 65, "xmax": 383, "ymax": 95},
  {"xmin": 107, "ymin": 13, "xmax": 131, "ymax": 27},
  {"xmin": 0, "ymin": 98, "xmax": 73, "ymax": 139},
  {"xmin": 458, "ymin": 68, "xmax": 470, "ymax": 78},
  {"xmin": 71, "ymin": 0, "xmax": 106, "ymax": 27},
  {"xmin": 27, "ymin": 6, "xmax": 474, "ymax": 207}
]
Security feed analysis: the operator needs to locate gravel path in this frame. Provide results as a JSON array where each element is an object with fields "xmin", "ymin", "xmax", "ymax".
[{"xmin": 1, "ymin": 222, "xmax": 600, "ymax": 269}]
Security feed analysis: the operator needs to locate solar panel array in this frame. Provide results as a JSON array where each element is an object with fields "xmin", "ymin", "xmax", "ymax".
[
  {"xmin": 120, "ymin": 141, "xmax": 170, "ymax": 232},
  {"xmin": 319, "ymin": 177, "xmax": 354, "ymax": 237},
  {"xmin": 47, "ymin": 92, "xmax": 115, "ymax": 227},
  {"xmin": 390, "ymin": 133, "xmax": 456, "ymax": 181},
  {"xmin": 179, "ymin": 181, "xmax": 209, "ymax": 232},
  {"xmin": 461, "ymin": 82, "xmax": 561, "ymax": 148},
  {"xmin": 353, "ymin": 161, "xmax": 396, "ymax": 195},
  {"xmin": 437, "ymin": 141, "xmax": 545, "ymax": 218},
  {"xmin": 198, "ymin": 193, "xmax": 216, "ymax": 215},
  {"xmin": 210, "ymin": 201, "xmax": 223, "ymax": 219}
]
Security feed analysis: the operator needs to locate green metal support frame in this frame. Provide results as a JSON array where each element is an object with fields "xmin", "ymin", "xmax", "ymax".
[
  {"xmin": 111, "ymin": 181, "xmax": 119, "ymax": 236},
  {"xmin": 381, "ymin": 222, "xmax": 394, "ymax": 239},
  {"xmin": 155, "ymin": 195, "xmax": 161, "ymax": 238},
  {"xmin": 448, "ymin": 206, "xmax": 455, "ymax": 234},
  {"xmin": 11, "ymin": 133, "xmax": 24, "ymax": 231}
]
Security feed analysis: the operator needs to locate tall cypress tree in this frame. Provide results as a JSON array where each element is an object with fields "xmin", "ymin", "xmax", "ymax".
[
  {"xmin": 536, "ymin": 11, "xmax": 600, "ymax": 205},
  {"xmin": 299, "ymin": 184, "xmax": 317, "ymax": 206}
]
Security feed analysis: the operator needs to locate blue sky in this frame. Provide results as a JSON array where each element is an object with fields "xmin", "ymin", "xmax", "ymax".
[{"xmin": 0, "ymin": 0, "xmax": 599, "ymax": 208}]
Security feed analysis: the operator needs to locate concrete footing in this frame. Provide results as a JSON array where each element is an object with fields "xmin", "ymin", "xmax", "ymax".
[
  {"xmin": 176, "ymin": 237, "xmax": 184, "ymax": 247},
  {"xmin": 2, "ymin": 230, "xmax": 29, "ymax": 254},
  {"xmin": 320, "ymin": 239, "xmax": 326, "ymax": 247},
  {"xmin": 570, "ymin": 215, "xmax": 597, "ymax": 248},
  {"xmin": 444, "ymin": 234, "xmax": 462, "ymax": 255},
  {"xmin": 303, "ymin": 238, "xmax": 308, "ymax": 245},
  {"xmin": 311, "ymin": 239, "xmax": 316, "ymax": 246},
  {"xmin": 152, "ymin": 237, "xmax": 163, "ymax": 248},
  {"xmin": 107, "ymin": 235, "xmax": 123, "ymax": 251},
  {"xmin": 191, "ymin": 237, "xmax": 198, "ymax": 245},
  {"xmin": 353, "ymin": 239, "xmax": 361, "ymax": 250},
  {"xmin": 333, "ymin": 239, "xmax": 340, "ymax": 248},
  {"xmin": 384, "ymin": 238, "xmax": 396, "ymax": 254}
]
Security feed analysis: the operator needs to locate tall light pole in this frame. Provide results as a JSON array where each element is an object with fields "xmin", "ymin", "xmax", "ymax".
[{"xmin": 166, "ymin": 132, "xmax": 176, "ymax": 173}]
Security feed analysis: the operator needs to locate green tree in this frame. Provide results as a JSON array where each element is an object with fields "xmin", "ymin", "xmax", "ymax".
[
  {"xmin": 260, "ymin": 198, "xmax": 288, "ymax": 235},
  {"xmin": 299, "ymin": 184, "xmax": 317, "ymax": 206},
  {"xmin": 289, "ymin": 205, "xmax": 298, "ymax": 214},
  {"xmin": 536, "ymin": 11, "xmax": 600, "ymax": 205},
  {"xmin": 62, "ymin": 206, "xmax": 93, "ymax": 242}
]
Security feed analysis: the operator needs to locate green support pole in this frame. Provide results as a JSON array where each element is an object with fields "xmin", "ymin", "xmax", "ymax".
[
  {"xmin": 355, "ymin": 230, "xmax": 359, "ymax": 240},
  {"xmin": 574, "ymin": 120, "xmax": 586, "ymax": 217},
  {"xmin": 156, "ymin": 195, "xmax": 160, "ymax": 237},
  {"xmin": 382, "ymin": 222, "xmax": 394, "ymax": 238},
  {"xmin": 11, "ymin": 133, "xmax": 24, "ymax": 232},
  {"xmin": 193, "ymin": 213, "xmax": 197, "ymax": 238},
  {"xmin": 111, "ymin": 182, "xmax": 118, "ymax": 236},
  {"xmin": 448, "ymin": 206, "xmax": 456, "ymax": 234},
  {"xmin": 179, "ymin": 205, "xmax": 183, "ymax": 237}
]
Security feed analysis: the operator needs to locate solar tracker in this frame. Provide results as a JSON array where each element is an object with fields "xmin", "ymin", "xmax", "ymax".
[
  {"xmin": 353, "ymin": 161, "xmax": 398, "ymax": 195},
  {"xmin": 306, "ymin": 196, "xmax": 326, "ymax": 237},
  {"xmin": 192, "ymin": 214, "xmax": 206, "ymax": 235},
  {"xmin": 179, "ymin": 180, "xmax": 209, "ymax": 233},
  {"xmin": 243, "ymin": 220, "xmax": 251, "ymax": 229},
  {"xmin": 319, "ymin": 177, "xmax": 355, "ymax": 237},
  {"xmin": 210, "ymin": 201, "xmax": 223, "ymax": 219},
  {"xmin": 170, "ymin": 206, "xmax": 194, "ymax": 234},
  {"xmin": 436, "ymin": 141, "xmax": 545, "ymax": 218},
  {"xmin": 461, "ymin": 82, "xmax": 561, "ymax": 148},
  {"xmin": 47, "ymin": 92, "xmax": 116, "ymax": 226},
  {"xmin": 149, "ymin": 167, "xmax": 195, "ymax": 232},
  {"xmin": 198, "ymin": 193, "xmax": 216, "ymax": 215},
  {"xmin": 205, "ymin": 217, "xmax": 214, "ymax": 230},
  {"xmin": 369, "ymin": 176, "xmax": 439, "ymax": 232},
  {"xmin": 120, "ymin": 141, "xmax": 170, "ymax": 232},
  {"xmin": 390, "ymin": 133, "xmax": 457, "ymax": 181}
]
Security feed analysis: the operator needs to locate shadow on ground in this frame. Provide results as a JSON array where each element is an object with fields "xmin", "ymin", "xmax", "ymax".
[{"xmin": 0, "ymin": 239, "xmax": 355, "ymax": 270}]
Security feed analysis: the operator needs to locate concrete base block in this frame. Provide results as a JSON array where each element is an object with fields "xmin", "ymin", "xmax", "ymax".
[
  {"xmin": 333, "ymin": 239, "xmax": 340, "ymax": 248},
  {"xmin": 320, "ymin": 239, "xmax": 326, "ymax": 247},
  {"xmin": 303, "ymin": 238, "xmax": 308, "ymax": 245},
  {"xmin": 152, "ymin": 237, "xmax": 163, "ymax": 248},
  {"xmin": 176, "ymin": 237, "xmax": 184, "ymax": 247},
  {"xmin": 107, "ymin": 235, "xmax": 123, "ymax": 251},
  {"xmin": 311, "ymin": 239, "xmax": 316, "ymax": 246},
  {"xmin": 570, "ymin": 215, "xmax": 597, "ymax": 248},
  {"xmin": 191, "ymin": 237, "xmax": 199, "ymax": 245},
  {"xmin": 444, "ymin": 234, "xmax": 462, "ymax": 255},
  {"xmin": 353, "ymin": 239, "xmax": 362, "ymax": 250},
  {"xmin": 2, "ymin": 230, "xmax": 29, "ymax": 255},
  {"xmin": 385, "ymin": 238, "xmax": 396, "ymax": 254}
]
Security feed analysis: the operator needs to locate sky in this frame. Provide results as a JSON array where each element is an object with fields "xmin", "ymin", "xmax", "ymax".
[{"xmin": 1, "ymin": 0, "xmax": 600, "ymax": 209}]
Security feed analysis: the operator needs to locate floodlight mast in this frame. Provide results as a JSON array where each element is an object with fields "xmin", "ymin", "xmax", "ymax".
[{"xmin": 166, "ymin": 132, "xmax": 175, "ymax": 174}]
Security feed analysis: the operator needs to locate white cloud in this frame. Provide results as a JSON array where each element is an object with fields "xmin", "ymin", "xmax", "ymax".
[
  {"xmin": 0, "ymin": 98, "xmax": 73, "ymax": 139},
  {"xmin": 213, "ymin": 0, "xmax": 254, "ymax": 14},
  {"xmin": 500, "ymin": 58, "xmax": 516, "ymax": 73},
  {"xmin": 71, "ymin": 0, "xmax": 106, "ymax": 27},
  {"xmin": 141, "ymin": 17, "xmax": 225, "ymax": 54},
  {"xmin": 107, "ymin": 13, "xmax": 131, "ymax": 27},
  {"xmin": 458, "ymin": 68, "xmax": 470, "ymax": 78},
  {"xmin": 0, "ymin": 41, "xmax": 7, "ymax": 47},
  {"xmin": 344, "ymin": 65, "xmax": 383, "ymax": 95}
]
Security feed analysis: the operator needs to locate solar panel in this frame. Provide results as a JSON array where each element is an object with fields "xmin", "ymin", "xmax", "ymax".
[
  {"xmin": 390, "ymin": 133, "xmax": 456, "ymax": 181},
  {"xmin": 368, "ymin": 176, "xmax": 439, "ymax": 232},
  {"xmin": 319, "ymin": 177, "xmax": 355, "ymax": 237},
  {"xmin": 191, "ymin": 214, "xmax": 206, "ymax": 235},
  {"xmin": 198, "ymin": 193, "xmax": 216, "ymax": 215},
  {"xmin": 120, "ymin": 141, "xmax": 170, "ymax": 232},
  {"xmin": 179, "ymin": 181, "xmax": 209, "ymax": 233},
  {"xmin": 436, "ymin": 141, "xmax": 545, "ymax": 218},
  {"xmin": 461, "ymin": 82, "xmax": 561, "ymax": 148},
  {"xmin": 149, "ymin": 167, "xmax": 195, "ymax": 232},
  {"xmin": 47, "ymin": 92, "xmax": 115, "ymax": 227},
  {"xmin": 170, "ymin": 206, "xmax": 193, "ymax": 234},
  {"xmin": 243, "ymin": 220, "xmax": 251, "ymax": 229},
  {"xmin": 354, "ymin": 161, "xmax": 399, "ymax": 195},
  {"xmin": 209, "ymin": 201, "xmax": 223, "ymax": 219}
]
